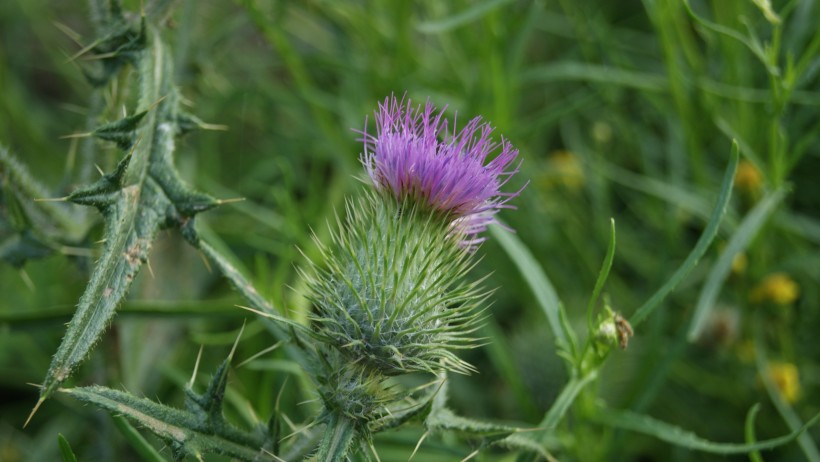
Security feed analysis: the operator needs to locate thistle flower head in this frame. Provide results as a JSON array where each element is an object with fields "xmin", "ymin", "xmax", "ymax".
[
  {"xmin": 304, "ymin": 193, "xmax": 485, "ymax": 376},
  {"xmin": 360, "ymin": 95, "xmax": 522, "ymax": 246}
]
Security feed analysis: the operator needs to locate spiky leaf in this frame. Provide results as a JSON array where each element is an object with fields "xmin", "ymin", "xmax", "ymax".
[{"xmin": 63, "ymin": 386, "xmax": 274, "ymax": 462}]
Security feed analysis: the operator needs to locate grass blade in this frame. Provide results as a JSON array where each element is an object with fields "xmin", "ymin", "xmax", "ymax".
[
  {"xmin": 416, "ymin": 0, "xmax": 513, "ymax": 33},
  {"xmin": 630, "ymin": 141, "xmax": 739, "ymax": 328},
  {"xmin": 57, "ymin": 434, "xmax": 78, "ymax": 462},
  {"xmin": 112, "ymin": 415, "xmax": 166, "ymax": 462},
  {"xmin": 594, "ymin": 406, "xmax": 820, "ymax": 455},
  {"xmin": 489, "ymin": 224, "xmax": 568, "ymax": 350},
  {"xmin": 586, "ymin": 218, "xmax": 616, "ymax": 333},
  {"xmin": 687, "ymin": 187, "xmax": 786, "ymax": 341}
]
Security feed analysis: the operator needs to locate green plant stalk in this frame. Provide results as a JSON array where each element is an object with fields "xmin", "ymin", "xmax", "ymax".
[
  {"xmin": 316, "ymin": 413, "xmax": 358, "ymax": 462},
  {"xmin": 647, "ymin": 0, "xmax": 705, "ymax": 183}
]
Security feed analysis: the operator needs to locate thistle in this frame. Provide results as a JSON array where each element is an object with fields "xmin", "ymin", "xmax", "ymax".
[
  {"xmin": 304, "ymin": 95, "xmax": 523, "ymax": 459},
  {"xmin": 360, "ymin": 95, "xmax": 522, "ymax": 247}
]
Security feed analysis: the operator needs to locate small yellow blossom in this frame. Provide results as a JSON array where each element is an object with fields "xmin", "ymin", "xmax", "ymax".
[
  {"xmin": 750, "ymin": 273, "xmax": 800, "ymax": 305},
  {"xmin": 544, "ymin": 150, "xmax": 584, "ymax": 191},
  {"xmin": 736, "ymin": 339, "xmax": 755, "ymax": 364},
  {"xmin": 591, "ymin": 121, "xmax": 613, "ymax": 144},
  {"xmin": 731, "ymin": 252, "xmax": 748, "ymax": 275},
  {"xmin": 767, "ymin": 362, "xmax": 800, "ymax": 403},
  {"xmin": 735, "ymin": 160, "xmax": 763, "ymax": 194}
]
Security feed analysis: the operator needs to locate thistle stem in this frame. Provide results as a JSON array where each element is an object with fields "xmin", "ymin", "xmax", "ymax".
[{"xmin": 316, "ymin": 413, "xmax": 358, "ymax": 462}]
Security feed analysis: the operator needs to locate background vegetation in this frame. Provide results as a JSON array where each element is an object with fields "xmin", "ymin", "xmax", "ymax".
[{"xmin": 1, "ymin": 0, "xmax": 818, "ymax": 460}]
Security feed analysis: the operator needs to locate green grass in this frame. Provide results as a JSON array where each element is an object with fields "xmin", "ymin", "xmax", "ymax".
[{"xmin": 1, "ymin": 0, "xmax": 819, "ymax": 460}]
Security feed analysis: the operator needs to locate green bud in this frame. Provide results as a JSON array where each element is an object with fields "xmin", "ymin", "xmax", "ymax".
[{"xmin": 594, "ymin": 305, "xmax": 633, "ymax": 351}]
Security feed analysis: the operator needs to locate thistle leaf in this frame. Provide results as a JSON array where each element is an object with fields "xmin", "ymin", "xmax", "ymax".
[
  {"xmin": 38, "ymin": 22, "xmax": 220, "ymax": 402},
  {"xmin": 1, "ymin": 146, "xmax": 83, "ymax": 267},
  {"xmin": 63, "ymin": 386, "xmax": 274, "ymax": 461}
]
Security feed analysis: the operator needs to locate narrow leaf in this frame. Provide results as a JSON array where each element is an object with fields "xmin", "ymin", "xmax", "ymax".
[
  {"xmin": 540, "ymin": 372, "xmax": 597, "ymax": 430},
  {"xmin": 594, "ymin": 407, "xmax": 820, "ymax": 454},
  {"xmin": 688, "ymin": 187, "xmax": 786, "ymax": 340},
  {"xmin": 416, "ymin": 0, "xmax": 513, "ymax": 33},
  {"xmin": 57, "ymin": 434, "xmax": 78, "ymax": 462},
  {"xmin": 112, "ymin": 415, "xmax": 166, "ymax": 462},
  {"xmin": 587, "ymin": 218, "xmax": 616, "ymax": 334},
  {"xmin": 489, "ymin": 224, "xmax": 567, "ymax": 349},
  {"xmin": 744, "ymin": 404, "xmax": 765, "ymax": 462},
  {"xmin": 631, "ymin": 142, "xmax": 738, "ymax": 327}
]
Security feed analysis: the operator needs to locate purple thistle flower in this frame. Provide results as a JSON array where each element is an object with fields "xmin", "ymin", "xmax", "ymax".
[{"xmin": 360, "ymin": 95, "xmax": 523, "ymax": 246}]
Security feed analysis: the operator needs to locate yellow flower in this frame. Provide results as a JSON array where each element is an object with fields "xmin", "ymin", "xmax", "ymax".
[
  {"xmin": 591, "ymin": 121, "xmax": 613, "ymax": 144},
  {"xmin": 736, "ymin": 339, "xmax": 755, "ymax": 364},
  {"xmin": 731, "ymin": 252, "xmax": 748, "ymax": 275},
  {"xmin": 767, "ymin": 362, "xmax": 800, "ymax": 403},
  {"xmin": 544, "ymin": 150, "xmax": 584, "ymax": 191},
  {"xmin": 735, "ymin": 160, "xmax": 763, "ymax": 194},
  {"xmin": 750, "ymin": 273, "xmax": 800, "ymax": 305}
]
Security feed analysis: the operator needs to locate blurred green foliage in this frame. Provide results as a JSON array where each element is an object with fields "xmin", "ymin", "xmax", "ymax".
[{"xmin": 1, "ymin": 0, "xmax": 819, "ymax": 460}]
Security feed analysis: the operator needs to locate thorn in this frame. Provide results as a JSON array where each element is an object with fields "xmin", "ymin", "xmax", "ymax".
[
  {"xmin": 146, "ymin": 258, "xmax": 155, "ymax": 279},
  {"xmin": 65, "ymin": 36, "xmax": 104, "ymax": 63},
  {"xmin": 198, "ymin": 250, "xmax": 213, "ymax": 273},
  {"xmin": 368, "ymin": 440, "xmax": 381, "ymax": 462},
  {"xmin": 237, "ymin": 341, "xmax": 282, "ymax": 368},
  {"xmin": 279, "ymin": 413, "xmax": 298, "ymax": 433},
  {"xmin": 145, "ymin": 94, "xmax": 168, "ymax": 113},
  {"xmin": 235, "ymin": 304, "xmax": 273, "ymax": 319},
  {"xmin": 279, "ymin": 420, "xmax": 318, "ymax": 443},
  {"xmin": 58, "ymin": 103, "xmax": 89, "ymax": 116},
  {"xmin": 19, "ymin": 269, "xmax": 35, "ymax": 292},
  {"xmin": 198, "ymin": 122, "xmax": 229, "ymax": 131},
  {"xmin": 409, "ymin": 431, "xmax": 429, "ymax": 461},
  {"xmin": 59, "ymin": 246, "xmax": 96, "ymax": 258},
  {"xmin": 274, "ymin": 377, "xmax": 289, "ymax": 413},
  {"xmin": 25, "ymin": 383, "xmax": 44, "ymax": 389},
  {"xmin": 460, "ymin": 449, "xmax": 480, "ymax": 462},
  {"xmin": 260, "ymin": 448, "xmax": 286, "ymax": 462},
  {"xmin": 65, "ymin": 135, "xmax": 78, "ymax": 177},
  {"xmin": 189, "ymin": 345, "xmax": 204, "ymax": 388},
  {"xmin": 59, "ymin": 132, "xmax": 92, "ymax": 140},
  {"xmin": 24, "ymin": 396, "xmax": 46, "ymax": 428},
  {"xmin": 126, "ymin": 137, "xmax": 142, "ymax": 159},
  {"xmin": 33, "ymin": 196, "xmax": 69, "ymax": 202},
  {"xmin": 215, "ymin": 197, "xmax": 245, "ymax": 205},
  {"xmin": 79, "ymin": 51, "xmax": 119, "ymax": 61},
  {"xmin": 52, "ymin": 21, "xmax": 83, "ymax": 45},
  {"xmin": 95, "ymin": 164, "xmax": 105, "ymax": 176},
  {"xmin": 228, "ymin": 321, "xmax": 247, "ymax": 362}
]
